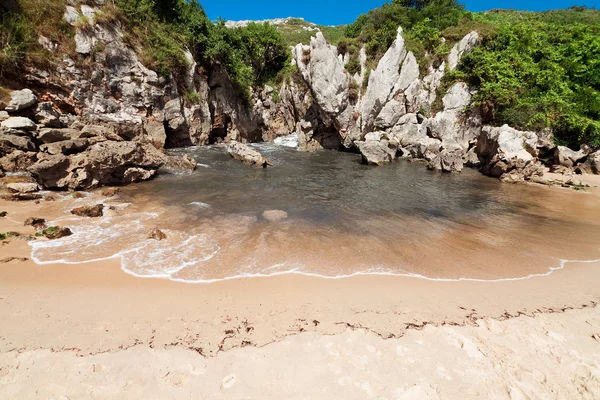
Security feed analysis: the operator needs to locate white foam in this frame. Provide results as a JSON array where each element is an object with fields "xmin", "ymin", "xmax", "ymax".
[
  {"xmin": 186, "ymin": 202, "xmax": 211, "ymax": 208},
  {"xmin": 274, "ymin": 133, "xmax": 299, "ymax": 148}
]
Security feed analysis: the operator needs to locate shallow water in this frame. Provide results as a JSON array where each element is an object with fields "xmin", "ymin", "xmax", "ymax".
[{"xmin": 30, "ymin": 143, "xmax": 600, "ymax": 282}]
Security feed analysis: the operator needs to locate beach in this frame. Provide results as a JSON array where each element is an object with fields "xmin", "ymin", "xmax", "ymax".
[{"xmin": 1, "ymin": 176, "xmax": 600, "ymax": 398}]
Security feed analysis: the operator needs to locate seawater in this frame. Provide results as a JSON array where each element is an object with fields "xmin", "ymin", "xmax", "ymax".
[{"xmin": 30, "ymin": 143, "xmax": 600, "ymax": 283}]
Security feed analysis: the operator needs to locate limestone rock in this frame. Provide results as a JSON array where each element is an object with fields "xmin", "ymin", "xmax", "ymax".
[
  {"xmin": 37, "ymin": 128, "xmax": 83, "ymax": 143},
  {"xmin": 0, "ymin": 150, "xmax": 38, "ymax": 172},
  {"xmin": 448, "ymin": 31, "xmax": 480, "ymax": 71},
  {"xmin": 427, "ymin": 149, "xmax": 464, "ymax": 172},
  {"xmin": 70, "ymin": 204, "xmax": 104, "ymax": 218},
  {"xmin": 5, "ymin": 89, "xmax": 38, "ymax": 113},
  {"xmin": 356, "ymin": 136, "xmax": 397, "ymax": 165},
  {"xmin": 553, "ymin": 145, "xmax": 590, "ymax": 168},
  {"xmin": 228, "ymin": 142, "xmax": 272, "ymax": 168},
  {"xmin": 361, "ymin": 27, "xmax": 407, "ymax": 131},
  {"xmin": 1, "ymin": 117, "xmax": 37, "ymax": 131},
  {"xmin": 34, "ymin": 102, "xmax": 62, "ymax": 128},
  {"xmin": 162, "ymin": 154, "xmax": 197, "ymax": 172},
  {"xmin": 575, "ymin": 150, "xmax": 600, "ymax": 174},
  {"xmin": 29, "ymin": 141, "xmax": 167, "ymax": 190},
  {"xmin": 7, "ymin": 182, "xmax": 40, "ymax": 193},
  {"xmin": 0, "ymin": 134, "xmax": 36, "ymax": 152},
  {"xmin": 477, "ymin": 125, "xmax": 543, "ymax": 181},
  {"xmin": 40, "ymin": 139, "xmax": 89, "ymax": 155}
]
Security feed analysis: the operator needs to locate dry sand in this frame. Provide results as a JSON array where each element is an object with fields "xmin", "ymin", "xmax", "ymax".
[{"xmin": 0, "ymin": 173, "xmax": 600, "ymax": 398}]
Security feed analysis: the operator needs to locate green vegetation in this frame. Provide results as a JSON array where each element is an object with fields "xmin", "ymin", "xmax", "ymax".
[
  {"xmin": 1, "ymin": 0, "xmax": 598, "ymax": 147},
  {"xmin": 341, "ymin": 1, "xmax": 600, "ymax": 147},
  {"xmin": 0, "ymin": 0, "xmax": 73, "ymax": 78},
  {"xmin": 273, "ymin": 18, "xmax": 345, "ymax": 47}
]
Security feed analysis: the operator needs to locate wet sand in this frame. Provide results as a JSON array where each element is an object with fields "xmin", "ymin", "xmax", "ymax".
[{"xmin": 1, "ymin": 174, "xmax": 600, "ymax": 398}]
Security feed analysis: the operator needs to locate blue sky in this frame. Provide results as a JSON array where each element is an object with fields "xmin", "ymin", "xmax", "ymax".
[{"xmin": 202, "ymin": 0, "xmax": 600, "ymax": 25}]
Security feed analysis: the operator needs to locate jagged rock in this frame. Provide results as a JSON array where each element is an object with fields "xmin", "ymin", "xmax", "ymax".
[
  {"xmin": 34, "ymin": 102, "xmax": 62, "ymax": 128},
  {"xmin": 0, "ymin": 134, "xmax": 36, "ymax": 152},
  {"xmin": 5, "ymin": 89, "xmax": 38, "ymax": 113},
  {"xmin": 448, "ymin": 31, "xmax": 480, "ymax": 70},
  {"xmin": 24, "ymin": 217, "xmax": 46, "ymax": 229},
  {"xmin": 464, "ymin": 148, "xmax": 480, "ymax": 168},
  {"xmin": 148, "ymin": 228, "xmax": 167, "ymax": 241},
  {"xmin": 75, "ymin": 30, "xmax": 96, "ymax": 54},
  {"xmin": 7, "ymin": 182, "xmax": 40, "ymax": 193},
  {"xmin": 361, "ymin": 27, "xmax": 407, "ymax": 132},
  {"xmin": 29, "ymin": 141, "xmax": 166, "ymax": 189},
  {"xmin": 63, "ymin": 5, "xmax": 80, "ymax": 26},
  {"xmin": 575, "ymin": 150, "xmax": 600, "ymax": 174},
  {"xmin": 1, "ymin": 117, "xmax": 37, "ymax": 131},
  {"xmin": 553, "ymin": 145, "xmax": 590, "ymax": 168},
  {"xmin": 0, "ymin": 151, "xmax": 38, "ymax": 172},
  {"xmin": 162, "ymin": 154, "xmax": 197, "ymax": 172},
  {"xmin": 40, "ymin": 139, "xmax": 89, "ymax": 155},
  {"xmin": 295, "ymin": 33, "xmax": 348, "ymax": 117},
  {"xmin": 36, "ymin": 128, "xmax": 83, "ymax": 143},
  {"xmin": 477, "ymin": 125, "xmax": 543, "ymax": 181},
  {"xmin": 427, "ymin": 149, "xmax": 464, "ymax": 172},
  {"xmin": 356, "ymin": 136, "xmax": 398, "ymax": 165},
  {"xmin": 70, "ymin": 204, "xmax": 104, "ymax": 218},
  {"xmin": 142, "ymin": 119, "xmax": 167, "ymax": 149},
  {"xmin": 228, "ymin": 142, "xmax": 272, "ymax": 168},
  {"xmin": 41, "ymin": 226, "xmax": 72, "ymax": 240}
]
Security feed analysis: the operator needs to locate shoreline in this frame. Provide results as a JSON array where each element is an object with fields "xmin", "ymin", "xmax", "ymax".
[{"xmin": 1, "ymin": 174, "xmax": 600, "ymax": 397}]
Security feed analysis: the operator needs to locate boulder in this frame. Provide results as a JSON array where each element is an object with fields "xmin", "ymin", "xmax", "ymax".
[
  {"xmin": 0, "ymin": 134, "xmax": 36, "ymax": 152},
  {"xmin": 355, "ymin": 137, "xmax": 397, "ymax": 166},
  {"xmin": 0, "ymin": 150, "xmax": 38, "ymax": 172},
  {"xmin": 34, "ymin": 102, "xmax": 62, "ymax": 128},
  {"xmin": 36, "ymin": 128, "xmax": 83, "ymax": 143},
  {"xmin": 1, "ymin": 117, "xmax": 37, "ymax": 131},
  {"xmin": 40, "ymin": 139, "xmax": 89, "ymax": 155},
  {"xmin": 575, "ymin": 150, "xmax": 600, "ymax": 175},
  {"xmin": 0, "ymin": 111, "xmax": 9, "ymax": 121},
  {"xmin": 228, "ymin": 142, "xmax": 272, "ymax": 168},
  {"xmin": 5, "ymin": 89, "xmax": 38, "ymax": 113},
  {"xmin": 148, "ymin": 228, "xmax": 167, "ymax": 241},
  {"xmin": 477, "ymin": 125, "xmax": 543, "ymax": 181},
  {"xmin": 29, "ymin": 141, "xmax": 167, "ymax": 190},
  {"xmin": 70, "ymin": 204, "xmax": 104, "ymax": 218},
  {"xmin": 7, "ymin": 182, "xmax": 40, "ymax": 193},
  {"xmin": 553, "ymin": 145, "xmax": 590, "ymax": 168},
  {"xmin": 427, "ymin": 149, "xmax": 464, "ymax": 172},
  {"xmin": 161, "ymin": 154, "xmax": 196, "ymax": 172}
]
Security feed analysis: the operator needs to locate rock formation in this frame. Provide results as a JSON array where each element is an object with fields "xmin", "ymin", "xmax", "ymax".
[{"xmin": 228, "ymin": 142, "xmax": 272, "ymax": 168}]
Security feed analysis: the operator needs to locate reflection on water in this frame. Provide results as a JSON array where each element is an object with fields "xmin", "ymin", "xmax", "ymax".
[{"xmin": 30, "ymin": 143, "xmax": 600, "ymax": 282}]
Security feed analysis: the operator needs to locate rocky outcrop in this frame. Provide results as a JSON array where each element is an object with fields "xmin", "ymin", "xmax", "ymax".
[
  {"xmin": 476, "ymin": 125, "xmax": 545, "ymax": 182},
  {"xmin": 575, "ymin": 150, "xmax": 600, "ymax": 174},
  {"xmin": 228, "ymin": 142, "xmax": 272, "ymax": 168},
  {"xmin": 554, "ymin": 145, "xmax": 590, "ymax": 168},
  {"xmin": 355, "ymin": 132, "xmax": 398, "ymax": 165},
  {"xmin": 28, "ymin": 141, "xmax": 168, "ymax": 190},
  {"xmin": 1, "ymin": 117, "xmax": 37, "ymax": 131}
]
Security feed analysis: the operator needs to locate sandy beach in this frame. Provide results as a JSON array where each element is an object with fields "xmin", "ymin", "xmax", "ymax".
[{"xmin": 1, "ymin": 175, "xmax": 600, "ymax": 398}]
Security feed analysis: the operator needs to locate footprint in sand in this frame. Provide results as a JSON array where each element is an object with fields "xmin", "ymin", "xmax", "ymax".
[{"xmin": 221, "ymin": 373, "xmax": 237, "ymax": 389}]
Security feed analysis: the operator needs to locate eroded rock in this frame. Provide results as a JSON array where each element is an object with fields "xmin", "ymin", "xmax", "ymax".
[
  {"xmin": 228, "ymin": 142, "xmax": 272, "ymax": 168},
  {"xmin": 70, "ymin": 204, "xmax": 104, "ymax": 218}
]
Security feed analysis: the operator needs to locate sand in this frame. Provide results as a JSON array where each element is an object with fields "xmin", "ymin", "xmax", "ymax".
[{"xmin": 1, "ymin": 173, "xmax": 600, "ymax": 398}]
